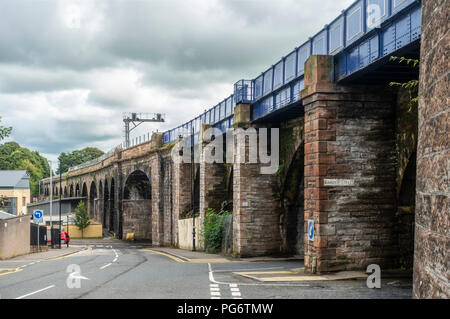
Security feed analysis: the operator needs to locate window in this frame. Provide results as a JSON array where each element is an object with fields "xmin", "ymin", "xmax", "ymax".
[
  {"xmin": 330, "ymin": 22, "xmax": 343, "ymax": 53},
  {"xmin": 284, "ymin": 52, "xmax": 296, "ymax": 82},
  {"xmin": 297, "ymin": 44, "xmax": 310, "ymax": 74},
  {"xmin": 263, "ymin": 69, "xmax": 273, "ymax": 94},
  {"xmin": 347, "ymin": 6, "xmax": 362, "ymax": 42}
]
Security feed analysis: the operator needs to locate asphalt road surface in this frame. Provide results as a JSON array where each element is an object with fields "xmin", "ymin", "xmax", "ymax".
[{"xmin": 0, "ymin": 241, "xmax": 412, "ymax": 299}]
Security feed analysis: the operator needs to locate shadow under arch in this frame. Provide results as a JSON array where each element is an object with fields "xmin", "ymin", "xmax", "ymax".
[{"xmin": 122, "ymin": 170, "xmax": 152, "ymax": 241}]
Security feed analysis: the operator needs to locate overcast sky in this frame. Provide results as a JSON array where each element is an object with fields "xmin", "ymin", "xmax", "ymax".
[{"xmin": 0, "ymin": 0, "xmax": 353, "ymax": 165}]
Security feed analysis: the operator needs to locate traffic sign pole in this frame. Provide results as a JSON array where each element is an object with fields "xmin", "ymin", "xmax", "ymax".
[{"xmin": 33, "ymin": 210, "xmax": 44, "ymax": 252}]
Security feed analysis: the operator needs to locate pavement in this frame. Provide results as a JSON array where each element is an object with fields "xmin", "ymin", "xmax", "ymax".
[
  {"xmin": 3, "ymin": 246, "xmax": 87, "ymax": 263},
  {"xmin": 0, "ymin": 239, "xmax": 413, "ymax": 299}
]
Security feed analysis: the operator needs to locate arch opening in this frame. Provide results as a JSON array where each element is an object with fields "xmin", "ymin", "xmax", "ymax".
[
  {"xmin": 89, "ymin": 181, "xmax": 97, "ymax": 220},
  {"xmin": 103, "ymin": 180, "xmax": 109, "ymax": 230},
  {"xmin": 122, "ymin": 170, "xmax": 152, "ymax": 241},
  {"xmin": 110, "ymin": 178, "xmax": 115, "ymax": 233}
]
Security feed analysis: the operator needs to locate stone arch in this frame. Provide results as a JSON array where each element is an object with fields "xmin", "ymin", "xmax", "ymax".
[
  {"xmin": 69, "ymin": 184, "xmax": 74, "ymax": 197},
  {"xmin": 64, "ymin": 186, "xmax": 67, "ymax": 197},
  {"xmin": 279, "ymin": 142, "xmax": 305, "ymax": 256},
  {"xmin": 122, "ymin": 170, "xmax": 152, "ymax": 241},
  {"xmin": 103, "ymin": 179, "xmax": 109, "ymax": 229},
  {"xmin": 75, "ymin": 183, "xmax": 80, "ymax": 197},
  {"xmin": 277, "ymin": 123, "xmax": 305, "ymax": 257},
  {"xmin": 81, "ymin": 183, "xmax": 87, "ymax": 197},
  {"xmin": 81, "ymin": 182, "xmax": 88, "ymax": 209},
  {"xmin": 109, "ymin": 178, "xmax": 116, "ymax": 233},
  {"xmin": 89, "ymin": 181, "xmax": 97, "ymax": 220},
  {"xmin": 123, "ymin": 170, "xmax": 151, "ymax": 200}
]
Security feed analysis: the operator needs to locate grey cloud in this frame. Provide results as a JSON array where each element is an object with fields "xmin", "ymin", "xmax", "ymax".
[{"xmin": 0, "ymin": 0, "xmax": 354, "ymax": 159}]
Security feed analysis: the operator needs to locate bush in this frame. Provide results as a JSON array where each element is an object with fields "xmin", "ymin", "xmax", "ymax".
[{"xmin": 202, "ymin": 208, "xmax": 231, "ymax": 253}]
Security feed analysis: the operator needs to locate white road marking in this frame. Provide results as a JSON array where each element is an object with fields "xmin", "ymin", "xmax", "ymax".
[
  {"xmin": 210, "ymin": 287, "xmax": 220, "ymax": 291},
  {"xmin": 100, "ymin": 263, "xmax": 112, "ymax": 270},
  {"xmin": 207, "ymin": 263, "xmax": 310, "ymax": 287},
  {"xmin": 210, "ymin": 291, "xmax": 221, "ymax": 296},
  {"xmin": 229, "ymin": 283, "xmax": 242, "ymax": 298},
  {"xmin": 16, "ymin": 285, "xmax": 55, "ymax": 299},
  {"xmin": 113, "ymin": 258, "xmax": 118, "ymax": 262}
]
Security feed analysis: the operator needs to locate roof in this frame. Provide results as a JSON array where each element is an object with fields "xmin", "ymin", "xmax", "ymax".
[
  {"xmin": 0, "ymin": 210, "xmax": 16, "ymax": 219},
  {"xmin": 0, "ymin": 170, "xmax": 30, "ymax": 189}
]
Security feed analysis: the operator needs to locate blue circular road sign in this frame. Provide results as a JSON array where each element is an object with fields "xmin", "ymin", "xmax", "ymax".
[{"xmin": 33, "ymin": 210, "xmax": 43, "ymax": 219}]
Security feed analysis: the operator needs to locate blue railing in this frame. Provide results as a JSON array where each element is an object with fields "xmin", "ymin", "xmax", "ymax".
[
  {"xmin": 66, "ymin": 0, "xmax": 422, "ymax": 174},
  {"xmin": 162, "ymin": 0, "xmax": 421, "ymax": 144}
]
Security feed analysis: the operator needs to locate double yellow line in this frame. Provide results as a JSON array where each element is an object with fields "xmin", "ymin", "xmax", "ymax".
[
  {"xmin": 141, "ymin": 249, "xmax": 186, "ymax": 263},
  {"xmin": 0, "ymin": 268, "xmax": 23, "ymax": 277}
]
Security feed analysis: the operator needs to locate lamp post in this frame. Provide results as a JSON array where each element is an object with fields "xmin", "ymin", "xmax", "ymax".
[
  {"xmin": 49, "ymin": 160, "xmax": 53, "ymax": 248},
  {"xmin": 191, "ymin": 124, "xmax": 196, "ymax": 251},
  {"xmin": 59, "ymin": 160, "xmax": 62, "ymax": 249}
]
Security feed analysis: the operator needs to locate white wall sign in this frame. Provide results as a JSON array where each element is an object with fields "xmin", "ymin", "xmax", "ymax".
[{"xmin": 324, "ymin": 179, "xmax": 355, "ymax": 186}]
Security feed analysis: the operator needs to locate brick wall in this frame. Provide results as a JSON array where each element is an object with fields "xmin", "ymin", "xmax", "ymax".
[
  {"xmin": 232, "ymin": 128, "xmax": 281, "ymax": 257},
  {"xmin": 302, "ymin": 55, "xmax": 399, "ymax": 272},
  {"xmin": 172, "ymin": 162, "xmax": 192, "ymax": 246},
  {"xmin": 199, "ymin": 142, "xmax": 228, "ymax": 220},
  {"xmin": 122, "ymin": 200, "xmax": 152, "ymax": 240},
  {"xmin": 413, "ymin": 0, "xmax": 449, "ymax": 298}
]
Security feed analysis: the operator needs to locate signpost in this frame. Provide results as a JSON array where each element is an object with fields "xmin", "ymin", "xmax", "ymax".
[
  {"xmin": 33, "ymin": 210, "xmax": 44, "ymax": 252},
  {"xmin": 307, "ymin": 219, "xmax": 315, "ymax": 242}
]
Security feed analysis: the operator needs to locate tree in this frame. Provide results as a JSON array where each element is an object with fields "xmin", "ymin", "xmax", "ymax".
[
  {"xmin": 57, "ymin": 147, "xmax": 104, "ymax": 174},
  {"xmin": 0, "ymin": 117, "xmax": 12, "ymax": 141},
  {"xmin": 73, "ymin": 201, "xmax": 90, "ymax": 239},
  {"xmin": 0, "ymin": 142, "xmax": 50, "ymax": 195}
]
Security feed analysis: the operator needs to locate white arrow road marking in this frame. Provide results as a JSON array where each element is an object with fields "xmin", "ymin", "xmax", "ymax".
[
  {"xmin": 100, "ymin": 263, "xmax": 112, "ymax": 270},
  {"xmin": 69, "ymin": 272, "xmax": 90, "ymax": 281},
  {"xmin": 16, "ymin": 285, "xmax": 55, "ymax": 299}
]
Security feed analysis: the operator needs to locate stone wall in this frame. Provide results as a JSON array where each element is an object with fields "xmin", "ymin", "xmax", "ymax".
[
  {"xmin": 0, "ymin": 215, "xmax": 31, "ymax": 260},
  {"xmin": 232, "ymin": 127, "xmax": 281, "ymax": 257},
  {"xmin": 122, "ymin": 200, "xmax": 152, "ymax": 240},
  {"xmin": 301, "ymin": 55, "xmax": 399, "ymax": 272},
  {"xmin": 413, "ymin": 0, "xmax": 449, "ymax": 298}
]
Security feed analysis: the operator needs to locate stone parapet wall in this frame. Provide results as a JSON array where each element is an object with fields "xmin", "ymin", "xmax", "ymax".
[{"xmin": 413, "ymin": 0, "xmax": 449, "ymax": 298}]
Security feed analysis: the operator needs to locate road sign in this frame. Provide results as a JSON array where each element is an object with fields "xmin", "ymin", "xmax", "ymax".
[
  {"xmin": 33, "ymin": 210, "xmax": 44, "ymax": 253},
  {"xmin": 33, "ymin": 210, "xmax": 43, "ymax": 223},
  {"xmin": 307, "ymin": 220, "xmax": 314, "ymax": 242}
]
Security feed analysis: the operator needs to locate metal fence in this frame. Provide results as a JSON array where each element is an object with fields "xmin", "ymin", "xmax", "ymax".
[{"xmin": 30, "ymin": 223, "xmax": 47, "ymax": 246}]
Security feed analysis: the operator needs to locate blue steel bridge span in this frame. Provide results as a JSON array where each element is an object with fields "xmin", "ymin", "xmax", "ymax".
[
  {"xmin": 161, "ymin": 0, "xmax": 421, "ymax": 146},
  {"xmin": 67, "ymin": 0, "xmax": 422, "ymax": 173}
]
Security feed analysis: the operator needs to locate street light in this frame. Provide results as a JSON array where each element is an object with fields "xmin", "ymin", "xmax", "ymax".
[
  {"xmin": 59, "ymin": 159, "xmax": 62, "ymax": 249},
  {"xmin": 191, "ymin": 124, "xmax": 196, "ymax": 252},
  {"xmin": 49, "ymin": 160, "xmax": 53, "ymax": 248}
]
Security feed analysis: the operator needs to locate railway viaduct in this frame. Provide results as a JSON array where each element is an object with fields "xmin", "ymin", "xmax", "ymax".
[{"xmin": 39, "ymin": 0, "xmax": 448, "ymax": 298}]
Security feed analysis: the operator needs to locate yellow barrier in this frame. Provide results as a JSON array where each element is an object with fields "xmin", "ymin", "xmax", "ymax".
[{"xmin": 67, "ymin": 222, "xmax": 102, "ymax": 239}]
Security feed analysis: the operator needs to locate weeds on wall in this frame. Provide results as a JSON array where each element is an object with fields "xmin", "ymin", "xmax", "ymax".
[{"xmin": 202, "ymin": 207, "xmax": 231, "ymax": 253}]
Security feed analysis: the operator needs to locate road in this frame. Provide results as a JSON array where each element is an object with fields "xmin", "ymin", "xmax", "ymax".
[{"xmin": 0, "ymin": 241, "xmax": 412, "ymax": 299}]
